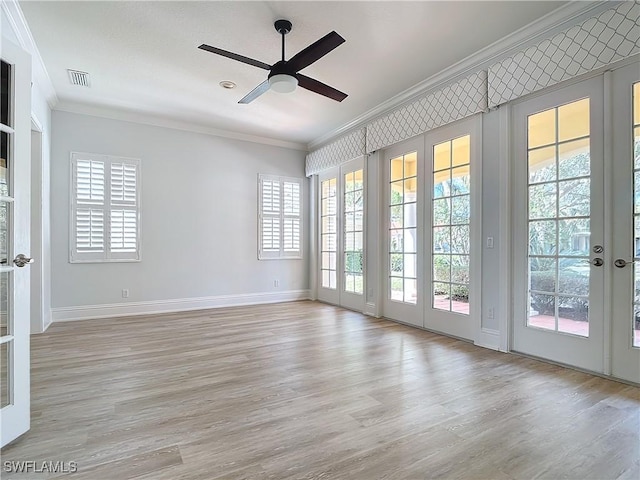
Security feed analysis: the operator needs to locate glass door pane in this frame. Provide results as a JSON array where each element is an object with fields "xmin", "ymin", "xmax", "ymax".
[
  {"xmin": 527, "ymin": 98, "xmax": 591, "ymax": 337},
  {"xmin": 343, "ymin": 169, "xmax": 364, "ymax": 295},
  {"xmin": 633, "ymin": 81, "xmax": 640, "ymax": 348},
  {"xmin": 389, "ymin": 152, "xmax": 417, "ymax": 304},
  {"xmin": 0, "ymin": 270, "xmax": 10, "ymax": 408},
  {"xmin": 0, "ymin": 59, "xmax": 12, "ymax": 412},
  {"xmin": 432, "ymin": 135, "xmax": 470, "ymax": 315},
  {"xmin": 320, "ymin": 178, "xmax": 337, "ymax": 289}
]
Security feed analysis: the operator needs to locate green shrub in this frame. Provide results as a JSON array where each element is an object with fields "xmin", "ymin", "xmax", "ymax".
[
  {"xmin": 345, "ymin": 250, "xmax": 363, "ymax": 273},
  {"xmin": 451, "ymin": 284, "xmax": 469, "ymax": 302},
  {"xmin": 530, "ymin": 269, "xmax": 589, "ymax": 319},
  {"xmin": 530, "ymin": 271, "xmax": 556, "ymax": 315}
]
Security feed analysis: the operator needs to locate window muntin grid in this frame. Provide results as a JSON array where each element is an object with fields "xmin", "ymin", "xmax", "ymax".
[
  {"xmin": 526, "ymin": 98, "xmax": 591, "ymax": 337},
  {"xmin": 432, "ymin": 135, "xmax": 471, "ymax": 314},
  {"xmin": 632, "ymin": 82, "xmax": 640, "ymax": 348},
  {"xmin": 344, "ymin": 169, "xmax": 364, "ymax": 295},
  {"xmin": 321, "ymin": 178, "xmax": 337, "ymax": 289},
  {"xmin": 389, "ymin": 152, "xmax": 417, "ymax": 304}
]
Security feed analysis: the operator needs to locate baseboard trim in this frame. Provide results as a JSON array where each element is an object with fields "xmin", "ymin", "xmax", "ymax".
[
  {"xmin": 474, "ymin": 327, "xmax": 501, "ymax": 351},
  {"xmin": 52, "ymin": 290, "xmax": 311, "ymax": 322},
  {"xmin": 42, "ymin": 315, "xmax": 53, "ymax": 332},
  {"xmin": 363, "ymin": 302, "xmax": 379, "ymax": 318}
]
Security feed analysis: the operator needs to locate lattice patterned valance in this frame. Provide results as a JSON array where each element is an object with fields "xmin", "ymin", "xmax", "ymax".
[
  {"xmin": 365, "ymin": 71, "xmax": 487, "ymax": 153},
  {"xmin": 305, "ymin": 128, "xmax": 366, "ymax": 176},
  {"xmin": 488, "ymin": 1, "xmax": 640, "ymax": 108}
]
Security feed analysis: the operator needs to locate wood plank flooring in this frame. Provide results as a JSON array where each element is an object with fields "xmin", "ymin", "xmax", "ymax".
[{"xmin": 1, "ymin": 301, "xmax": 638, "ymax": 479}]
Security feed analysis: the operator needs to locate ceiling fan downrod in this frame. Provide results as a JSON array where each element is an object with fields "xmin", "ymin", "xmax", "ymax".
[{"xmin": 274, "ymin": 19, "xmax": 292, "ymax": 62}]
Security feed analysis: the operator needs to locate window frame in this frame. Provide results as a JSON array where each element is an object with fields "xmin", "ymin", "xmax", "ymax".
[
  {"xmin": 69, "ymin": 152, "xmax": 141, "ymax": 263},
  {"xmin": 258, "ymin": 174, "xmax": 303, "ymax": 260}
]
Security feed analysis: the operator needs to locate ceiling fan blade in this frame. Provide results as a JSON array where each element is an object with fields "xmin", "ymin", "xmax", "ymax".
[
  {"xmin": 296, "ymin": 74, "xmax": 347, "ymax": 102},
  {"xmin": 198, "ymin": 44, "xmax": 271, "ymax": 71},
  {"xmin": 287, "ymin": 31, "xmax": 345, "ymax": 73},
  {"xmin": 238, "ymin": 80, "xmax": 271, "ymax": 104}
]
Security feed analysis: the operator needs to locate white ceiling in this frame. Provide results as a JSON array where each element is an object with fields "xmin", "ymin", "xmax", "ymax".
[{"xmin": 20, "ymin": 1, "xmax": 570, "ymax": 147}]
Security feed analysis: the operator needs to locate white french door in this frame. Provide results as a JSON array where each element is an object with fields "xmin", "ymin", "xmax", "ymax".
[
  {"xmin": 381, "ymin": 121, "xmax": 480, "ymax": 337},
  {"xmin": 340, "ymin": 158, "xmax": 366, "ymax": 311},
  {"xmin": 610, "ymin": 61, "xmax": 640, "ymax": 383},
  {"xmin": 317, "ymin": 158, "xmax": 365, "ymax": 312},
  {"xmin": 513, "ymin": 62, "xmax": 640, "ymax": 383},
  {"xmin": 381, "ymin": 138, "xmax": 423, "ymax": 327},
  {"xmin": 424, "ymin": 118, "xmax": 480, "ymax": 341},
  {"xmin": 0, "ymin": 39, "xmax": 33, "ymax": 447}
]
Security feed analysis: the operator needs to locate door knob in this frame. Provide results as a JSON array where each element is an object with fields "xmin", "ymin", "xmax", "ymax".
[
  {"xmin": 614, "ymin": 259, "xmax": 633, "ymax": 268},
  {"xmin": 13, "ymin": 254, "xmax": 34, "ymax": 268},
  {"xmin": 583, "ymin": 258, "xmax": 604, "ymax": 266}
]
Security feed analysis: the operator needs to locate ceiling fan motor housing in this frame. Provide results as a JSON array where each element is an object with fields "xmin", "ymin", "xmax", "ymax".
[
  {"xmin": 274, "ymin": 19, "xmax": 292, "ymax": 35},
  {"xmin": 268, "ymin": 60, "xmax": 294, "ymax": 79}
]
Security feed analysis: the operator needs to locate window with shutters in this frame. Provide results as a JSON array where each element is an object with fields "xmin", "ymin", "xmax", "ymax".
[
  {"xmin": 70, "ymin": 152, "xmax": 141, "ymax": 263},
  {"xmin": 258, "ymin": 175, "xmax": 302, "ymax": 259}
]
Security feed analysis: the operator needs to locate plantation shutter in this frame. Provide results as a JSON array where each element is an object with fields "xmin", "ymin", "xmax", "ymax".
[
  {"xmin": 74, "ymin": 159, "xmax": 105, "ymax": 255},
  {"xmin": 283, "ymin": 181, "xmax": 301, "ymax": 253},
  {"xmin": 71, "ymin": 153, "xmax": 141, "ymax": 262},
  {"xmin": 110, "ymin": 162, "xmax": 138, "ymax": 253},
  {"xmin": 260, "ymin": 179, "xmax": 281, "ymax": 255},
  {"xmin": 258, "ymin": 175, "xmax": 303, "ymax": 259}
]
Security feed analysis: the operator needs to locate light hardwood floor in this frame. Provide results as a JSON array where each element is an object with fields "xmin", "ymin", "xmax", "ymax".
[{"xmin": 1, "ymin": 301, "xmax": 638, "ymax": 479}]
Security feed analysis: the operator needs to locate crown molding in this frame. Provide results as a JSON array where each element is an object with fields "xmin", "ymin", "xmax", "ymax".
[
  {"xmin": 308, "ymin": 0, "xmax": 612, "ymax": 150},
  {"xmin": 1, "ymin": 0, "xmax": 58, "ymax": 108},
  {"xmin": 54, "ymin": 101, "xmax": 308, "ymax": 151}
]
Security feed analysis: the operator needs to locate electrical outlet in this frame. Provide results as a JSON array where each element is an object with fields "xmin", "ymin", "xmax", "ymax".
[
  {"xmin": 122, "ymin": 289, "xmax": 129, "ymax": 298},
  {"xmin": 274, "ymin": 280, "xmax": 279, "ymax": 287},
  {"xmin": 487, "ymin": 307, "xmax": 495, "ymax": 319}
]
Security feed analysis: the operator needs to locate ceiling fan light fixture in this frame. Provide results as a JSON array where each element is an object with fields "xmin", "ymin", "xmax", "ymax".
[{"xmin": 268, "ymin": 74, "xmax": 298, "ymax": 93}]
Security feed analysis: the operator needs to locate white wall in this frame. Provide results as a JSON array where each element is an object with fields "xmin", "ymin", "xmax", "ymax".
[
  {"xmin": 2, "ymin": 3, "xmax": 54, "ymax": 333},
  {"xmin": 480, "ymin": 110, "xmax": 502, "ymax": 333},
  {"xmin": 1, "ymin": 9, "xmax": 18, "ymax": 44},
  {"xmin": 50, "ymin": 111, "xmax": 309, "ymax": 317},
  {"xmin": 30, "ymin": 80, "xmax": 52, "ymax": 332}
]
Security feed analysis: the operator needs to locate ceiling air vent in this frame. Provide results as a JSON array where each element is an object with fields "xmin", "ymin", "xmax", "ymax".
[{"xmin": 67, "ymin": 69, "xmax": 90, "ymax": 87}]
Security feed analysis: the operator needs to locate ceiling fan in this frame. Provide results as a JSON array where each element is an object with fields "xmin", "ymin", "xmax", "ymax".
[{"xmin": 198, "ymin": 19, "xmax": 348, "ymax": 104}]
